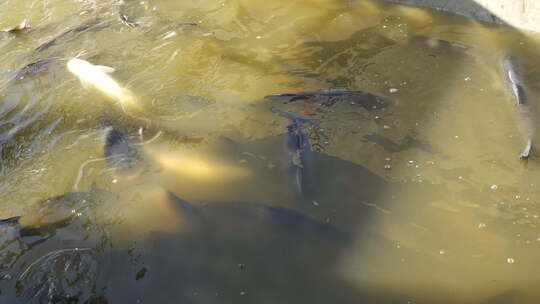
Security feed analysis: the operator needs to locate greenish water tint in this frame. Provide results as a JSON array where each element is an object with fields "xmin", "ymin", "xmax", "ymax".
[{"xmin": 0, "ymin": 0, "xmax": 540, "ymax": 303}]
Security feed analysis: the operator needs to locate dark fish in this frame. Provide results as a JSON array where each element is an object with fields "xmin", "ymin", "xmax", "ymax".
[
  {"xmin": 104, "ymin": 126, "xmax": 140, "ymax": 171},
  {"xmin": 502, "ymin": 53, "xmax": 534, "ymax": 159},
  {"xmin": 35, "ymin": 19, "xmax": 103, "ymax": 52},
  {"xmin": 0, "ymin": 57, "xmax": 63, "ymax": 84},
  {"xmin": 13, "ymin": 57, "xmax": 63, "ymax": 79},
  {"xmin": 166, "ymin": 192, "xmax": 344, "ymax": 240},
  {"xmin": 101, "ymin": 192, "xmax": 411, "ymax": 303},
  {"xmin": 265, "ymin": 90, "xmax": 390, "ymax": 111},
  {"xmin": 361, "ymin": 133, "xmax": 430, "ymax": 153},
  {"xmin": 274, "ymin": 110, "xmax": 314, "ymax": 200}
]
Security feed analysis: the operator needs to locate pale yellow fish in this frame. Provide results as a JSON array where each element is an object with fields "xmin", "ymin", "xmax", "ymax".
[
  {"xmin": 144, "ymin": 146, "xmax": 251, "ymax": 182},
  {"xmin": 67, "ymin": 58, "xmax": 142, "ymax": 112}
]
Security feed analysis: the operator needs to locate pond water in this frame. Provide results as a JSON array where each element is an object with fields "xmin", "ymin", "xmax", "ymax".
[{"xmin": 0, "ymin": 0, "xmax": 539, "ymax": 303}]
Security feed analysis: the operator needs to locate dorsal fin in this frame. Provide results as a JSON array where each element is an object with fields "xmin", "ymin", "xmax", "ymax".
[
  {"xmin": 165, "ymin": 192, "xmax": 202, "ymax": 218},
  {"xmin": 94, "ymin": 65, "xmax": 115, "ymax": 74}
]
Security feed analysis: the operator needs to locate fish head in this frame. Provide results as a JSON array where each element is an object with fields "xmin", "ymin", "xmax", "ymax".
[{"xmin": 67, "ymin": 58, "xmax": 92, "ymax": 74}]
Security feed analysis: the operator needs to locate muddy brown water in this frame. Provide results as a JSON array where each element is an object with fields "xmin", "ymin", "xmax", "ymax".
[{"xmin": 0, "ymin": 0, "xmax": 540, "ymax": 303}]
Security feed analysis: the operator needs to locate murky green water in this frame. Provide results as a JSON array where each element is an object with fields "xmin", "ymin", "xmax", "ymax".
[{"xmin": 1, "ymin": 0, "xmax": 540, "ymax": 303}]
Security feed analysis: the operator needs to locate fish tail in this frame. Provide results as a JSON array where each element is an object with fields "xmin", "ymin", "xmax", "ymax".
[{"xmin": 520, "ymin": 139, "xmax": 532, "ymax": 159}]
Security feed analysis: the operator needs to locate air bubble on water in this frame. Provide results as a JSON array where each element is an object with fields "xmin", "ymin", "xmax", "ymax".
[
  {"xmin": 507, "ymin": 258, "xmax": 515, "ymax": 264},
  {"xmin": 478, "ymin": 223, "xmax": 486, "ymax": 229},
  {"xmin": 490, "ymin": 185, "xmax": 498, "ymax": 190}
]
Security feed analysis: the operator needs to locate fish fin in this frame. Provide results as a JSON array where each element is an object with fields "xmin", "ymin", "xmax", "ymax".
[
  {"xmin": 95, "ymin": 65, "xmax": 115, "ymax": 74},
  {"xmin": 79, "ymin": 79, "xmax": 92, "ymax": 90},
  {"xmin": 165, "ymin": 192, "xmax": 201, "ymax": 218},
  {"xmin": 520, "ymin": 140, "xmax": 532, "ymax": 159}
]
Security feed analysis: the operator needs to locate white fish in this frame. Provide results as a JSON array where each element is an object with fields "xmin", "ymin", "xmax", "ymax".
[{"xmin": 67, "ymin": 58, "xmax": 142, "ymax": 112}]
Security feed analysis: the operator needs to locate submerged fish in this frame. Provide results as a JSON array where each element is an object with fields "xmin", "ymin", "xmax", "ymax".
[
  {"xmin": 275, "ymin": 110, "xmax": 313, "ymax": 200},
  {"xmin": 0, "ymin": 57, "xmax": 64, "ymax": 85},
  {"xmin": 67, "ymin": 58, "xmax": 142, "ymax": 113},
  {"xmin": 104, "ymin": 125, "xmax": 140, "ymax": 169},
  {"xmin": 265, "ymin": 90, "xmax": 390, "ymax": 111},
  {"xmin": 35, "ymin": 19, "xmax": 103, "ymax": 52},
  {"xmin": 97, "ymin": 191, "xmax": 352, "ymax": 302},
  {"xmin": 502, "ymin": 54, "xmax": 534, "ymax": 159},
  {"xmin": 166, "ymin": 191, "xmax": 346, "ymax": 240}
]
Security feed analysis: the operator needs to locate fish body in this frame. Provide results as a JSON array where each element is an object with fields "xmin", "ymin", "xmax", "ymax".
[
  {"xmin": 276, "ymin": 111, "xmax": 313, "ymax": 200},
  {"xmin": 265, "ymin": 90, "xmax": 390, "ymax": 111},
  {"xmin": 35, "ymin": 19, "xmax": 102, "ymax": 52},
  {"xmin": 502, "ymin": 54, "xmax": 534, "ymax": 159},
  {"xmin": 166, "ymin": 192, "xmax": 344, "ymax": 240},
  {"xmin": 99, "ymin": 191, "xmax": 353, "ymax": 303},
  {"xmin": 67, "ymin": 58, "xmax": 141, "ymax": 113},
  {"xmin": 104, "ymin": 126, "xmax": 139, "ymax": 170}
]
